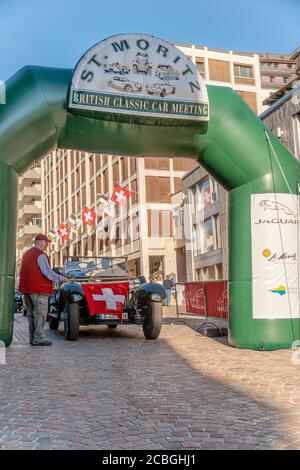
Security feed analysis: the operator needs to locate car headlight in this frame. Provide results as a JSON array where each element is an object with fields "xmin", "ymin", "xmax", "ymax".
[{"xmin": 151, "ymin": 293, "xmax": 161, "ymax": 302}]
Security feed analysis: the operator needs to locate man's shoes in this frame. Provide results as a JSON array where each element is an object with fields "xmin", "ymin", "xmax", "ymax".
[{"xmin": 31, "ymin": 340, "xmax": 52, "ymax": 346}]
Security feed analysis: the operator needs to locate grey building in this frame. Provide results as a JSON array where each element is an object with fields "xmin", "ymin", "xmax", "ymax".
[
  {"xmin": 260, "ymin": 77, "xmax": 300, "ymax": 160},
  {"xmin": 171, "ymin": 164, "xmax": 228, "ymax": 282}
]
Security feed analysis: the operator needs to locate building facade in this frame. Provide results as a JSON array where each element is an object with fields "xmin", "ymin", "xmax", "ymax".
[
  {"xmin": 42, "ymin": 150, "xmax": 194, "ymax": 281},
  {"xmin": 260, "ymin": 80, "xmax": 300, "ymax": 160},
  {"xmin": 16, "ymin": 164, "xmax": 42, "ymax": 273},
  {"xmin": 172, "ymin": 165, "xmax": 228, "ymax": 282}
]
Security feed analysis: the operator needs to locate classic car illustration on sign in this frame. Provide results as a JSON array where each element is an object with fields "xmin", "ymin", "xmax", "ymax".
[
  {"xmin": 104, "ymin": 62, "xmax": 130, "ymax": 74},
  {"xmin": 155, "ymin": 64, "xmax": 180, "ymax": 80},
  {"xmin": 146, "ymin": 82, "xmax": 175, "ymax": 97},
  {"xmin": 108, "ymin": 76, "xmax": 142, "ymax": 93},
  {"xmin": 69, "ymin": 33, "xmax": 209, "ymax": 123},
  {"xmin": 48, "ymin": 256, "xmax": 165, "ymax": 341},
  {"xmin": 132, "ymin": 52, "xmax": 153, "ymax": 74}
]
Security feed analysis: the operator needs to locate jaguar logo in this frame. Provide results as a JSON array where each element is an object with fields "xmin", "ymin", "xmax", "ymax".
[{"xmin": 259, "ymin": 200, "xmax": 297, "ymax": 218}]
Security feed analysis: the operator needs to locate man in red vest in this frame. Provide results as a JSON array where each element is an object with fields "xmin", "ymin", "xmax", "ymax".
[{"xmin": 19, "ymin": 234, "xmax": 67, "ymax": 346}]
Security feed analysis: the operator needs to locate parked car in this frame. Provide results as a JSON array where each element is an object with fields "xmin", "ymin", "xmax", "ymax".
[
  {"xmin": 104, "ymin": 62, "xmax": 130, "ymax": 74},
  {"xmin": 48, "ymin": 256, "xmax": 165, "ymax": 341},
  {"xmin": 132, "ymin": 52, "xmax": 153, "ymax": 74},
  {"xmin": 155, "ymin": 65, "xmax": 180, "ymax": 81},
  {"xmin": 108, "ymin": 76, "xmax": 142, "ymax": 93},
  {"xmin": 146, "ymin": 82, "xmax": 176, "ymax": 97}
]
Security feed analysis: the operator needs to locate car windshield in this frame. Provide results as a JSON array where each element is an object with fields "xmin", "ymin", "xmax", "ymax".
[{"xmin": 63, "ymin": 256, "xmax": 129, "ymax": 279}]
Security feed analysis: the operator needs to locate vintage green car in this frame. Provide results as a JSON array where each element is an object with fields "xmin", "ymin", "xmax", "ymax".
[{"xmin": 48, "ymin": 256, "xmax": 165, "ymax": 341}]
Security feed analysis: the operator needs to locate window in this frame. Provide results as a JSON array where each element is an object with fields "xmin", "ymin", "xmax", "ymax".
[
  {"xmin": 196, "ymin": 61, "xmax": 205, "ymax": 76},
  {"xmin": 270, "ymin": 76, "xmax": 275, "ymax": 83},
  {"xmin": 283, "ymin": 77, "xmax": 289, "ymax": 84},
  {"xmin": 234, "ymin": 64, "xmax": 253, "ymax": 79},
  {"xmin": 203, "ymin": 218, "xmax": 214, "ymax": 253}
]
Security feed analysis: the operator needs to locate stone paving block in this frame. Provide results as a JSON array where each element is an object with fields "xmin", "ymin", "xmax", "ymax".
[{"xmin": 2, "ymin": 316, "xmax": 300, "ymax": 450}]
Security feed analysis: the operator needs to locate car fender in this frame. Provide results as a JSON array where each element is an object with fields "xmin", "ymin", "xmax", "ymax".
[
  {"xmin": 134, "ymin": 282, "xmax": 165, "ymax": 307},
  {"xmin": 60, "ymin": 281, "xmax": 85, "ymax": 304}
]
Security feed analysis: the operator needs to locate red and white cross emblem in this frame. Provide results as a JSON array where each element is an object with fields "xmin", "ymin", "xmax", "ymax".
[
  {"xmin": 57, "ymin": 223, "xmax": 70, "ymax": 240},
  {"xmin": 111, "ymin": 184, "xmax": 131, "ymax": 206},
  {"xmin": 82, "ymin": 206, "xmax": 96, "ymax": 226},
  {"xmin": 82, "ymin": 282, "xmax": 129, "ymax": 318}
]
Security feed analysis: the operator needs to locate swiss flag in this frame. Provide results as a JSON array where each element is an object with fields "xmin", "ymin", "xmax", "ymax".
[
  {"xmin": 111, "ymin": 184, "xmax": 131, "ymax": 206},
  {"xmin": 82, "ymin": 282, "xmax": 129, "ymax": 319},
  {"xmin": 57, "ymin": 223, "xmax": 70, "ymax": 240},
  {"xmin": 82, "ymin": 206, "xmax": 96, "ymax": 226}
]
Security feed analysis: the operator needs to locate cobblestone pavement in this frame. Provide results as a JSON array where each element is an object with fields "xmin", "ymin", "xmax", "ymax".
[{"xmin": 1, "ymin": 313, "xmax": 300, "ymax": 450}]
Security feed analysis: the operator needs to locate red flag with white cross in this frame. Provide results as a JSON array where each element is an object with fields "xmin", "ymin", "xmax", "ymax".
[
  {"xmin": 82, "ymin": 282, "xmax": 129, "ymax": 319},
  {"xmin": 82, "ymin": 206, "xmax": 96, "ymax": 226},
  {"xmin": 57, "ymin": 223, "xmax": 70, "ymax": 241},
  {"xmin": 111, "ymin": 184, "xmax": 131, "ymax": 206}
]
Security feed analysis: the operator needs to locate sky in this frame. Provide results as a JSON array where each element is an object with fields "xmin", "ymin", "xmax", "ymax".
[{"xmin": 0, "ymin": 0, "xmax": 299, "ymax": 80}]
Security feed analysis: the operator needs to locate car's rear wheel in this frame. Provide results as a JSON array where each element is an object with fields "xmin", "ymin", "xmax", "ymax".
[
  {"xmin": 107, "ymin": 324, "xmax": 118, "ymax": 329},
  {"xmin": 143, "ymin": 301, "xmax": 162, "ymax": 340},
  {"xmin": 65, "ymin": 302, "xmax": 80, "ymax": 341},
  {"xmin": 49, "ymin": 315, "xmax": 60, "ymax": 330}
]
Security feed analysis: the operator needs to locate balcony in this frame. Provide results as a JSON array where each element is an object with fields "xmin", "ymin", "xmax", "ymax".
[
  {"xmin": 18, "ymin": 186, "xmax": 41, "ymax": 203},
  {"xmin": 19, "ymin": 167, "xmax": 41, "ymax": 190},
  {"xmin": 18, "ymin": 204, "xmax": 42, "ymax": 226},
  {"xmin": 17, "ymin": 220, "xmax": 42, "ymax": 244}
]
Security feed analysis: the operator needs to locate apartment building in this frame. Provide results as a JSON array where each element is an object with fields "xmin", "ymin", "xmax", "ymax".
[
  {"xmin": 171, "ymin": 166, "xmax": 228, "ymax": 282},
  {"xmin": 42, "ymin": 150, "xmax": 194, "ymax": 280},
  {"xmin": 260, "ymin": 79, "xmax": 300, "ymax": 161},
  {"xmin": 259, "ymin": 52, "xmax": 297, "ymax": 105},
  {"xmin": 16, "ymin": 164, "xmax": 42, "ymax": 272}
]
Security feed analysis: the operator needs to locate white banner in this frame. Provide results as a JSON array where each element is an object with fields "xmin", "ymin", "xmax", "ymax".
[
  {"xmin": 69, "ymin": 33, "xmax": 209, "ymax": 122},
  {"xmin": 251, "ymin": 193, "xmax": 300, "ymax": 319}
]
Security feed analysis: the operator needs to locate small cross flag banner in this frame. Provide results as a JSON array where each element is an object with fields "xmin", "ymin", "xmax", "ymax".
[
  {"xmin": 57, "ymin": 223, "xmax": 71, "ymax": 241},
  {"xmin": 82, "ymin": 282, "xmax": 129, "ymax": 319},
  {"xmin": 111, "ymin": 184, "xmax": 131, "ymax": 206},
  {"xmin": 82, "ymin": 206, "xmax": 96, "ymax": 226},
  {"xmin": 66, "ymin": 214, "xmax": 82, "ymax": 234},
  {"xmin": 47, "ymin": 229, "xmax": 58, "ymax": 243}
]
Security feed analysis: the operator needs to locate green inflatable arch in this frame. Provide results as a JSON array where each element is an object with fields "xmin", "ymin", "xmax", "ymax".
[{"xmin": 0, "ymin": 36, "xmax": 299, "ymax": 350}]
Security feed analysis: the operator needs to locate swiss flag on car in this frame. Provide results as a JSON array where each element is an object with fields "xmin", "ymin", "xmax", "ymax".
[
  {"xmin": 82, "ymin": 206, "xmax": 96, "ymax": 226},
  {"xmin": 57, "ymin": 223, "xmax": 70, "ymax": 240},
  {"xmin": 82, "ymin": 282, "xmax": 129, "ymax": 319},
  {"xmin": 111, "ymin": 184, "xmax": 131, "ymax": 206}
]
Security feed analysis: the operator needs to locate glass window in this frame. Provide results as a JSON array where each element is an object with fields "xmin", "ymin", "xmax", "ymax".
[
  {"xmin": 283, "ymin": 76, "xmax": 289, "ymax": 84},
  {"xmin": 196, "ymin": 61, "xmax": 205, "ymax": 75},
  {"xmin": 202, "ymin": 218, "xmax": 214, "ymax": 253},
  {"xmin": 234, "ymin": 64, "xmax": 253, "ymax": 78},
  {"xmin": 270, "ymin": 76, "xmax": 275, "ymax": 83}
]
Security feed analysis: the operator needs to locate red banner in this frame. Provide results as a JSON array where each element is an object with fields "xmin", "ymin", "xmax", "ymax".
[
  {"xmin": 184, "ymin": 282, "xmax": 206, "ymax": 315},
  {"xmin": 184, "ymin": 281, "xmax": 228, "ymax": 318},
  {"xmin": 205, "ymin": 281, "xmax": 228, "ymax": 318},
  {"xmin": 82, "ymin": 282, "xmax": 129, "ymax": 319}
]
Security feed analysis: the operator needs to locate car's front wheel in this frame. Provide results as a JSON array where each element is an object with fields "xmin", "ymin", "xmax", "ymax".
[
  {"xmin": 160, "ymin": 88, "xmax": 166, "ymax": 97},
  {"xmin": 124, "ymin": 84, "xmax": 133, "ymax": 92},
  {"xmin": 65, "ymin": 302, "xmax": 80, "ymax": 341},
  {"xmin": 49, "ymin": 315, "xmax": 60, "ymax": 330},
  {"xmin": 107, "ymin": 324, "xmax": 118, "ymax": 329},
  {"xmin": 143, "ymin": 301, "xmax": 162, "ymax": 340}
]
